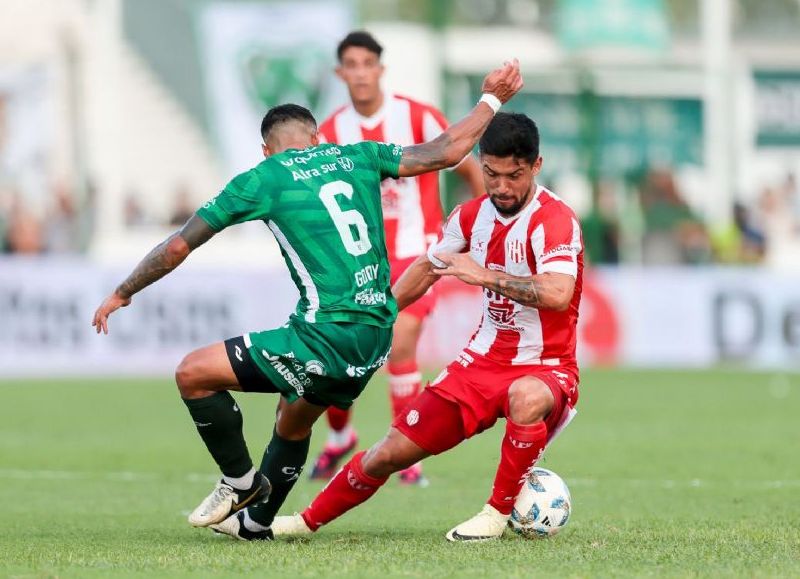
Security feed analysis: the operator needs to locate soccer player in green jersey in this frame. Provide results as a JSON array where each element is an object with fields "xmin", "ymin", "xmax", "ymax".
[{"xmin": 92, "ymin": 59, "xmax": 522, "ymax": 539}]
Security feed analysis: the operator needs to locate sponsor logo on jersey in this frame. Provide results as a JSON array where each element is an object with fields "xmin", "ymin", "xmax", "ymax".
[
  {"xmin": 282, "ymin": 145, "xmax": 342, "ymax": 169},
  {"xmin": 354, "ymin": 263, "xmax": 380, "ymax": 287},
  {"xmin": 485, "ymin": 290, "xmax": 523, "ymax": 331},
  {"xmin": 471, "ymin": 240, "xmax": 487, "ymax": 254},
  {"xmin": 337, "ymin": 157, "xmax": 354, "ymax": 172},
  {"xmin": 354, "ymin": 287, "xmax": 387, "ymax": 306},
  {"xmin": 392, "ymin": 144, "xmax": 402, "ymax": 156},
  {"xmin": 507, "ymin": 239, "xmax": 526, "ymax": 264},
  {"xmin": 542, "ymin": 244, "xmax": 577, "ymax": 260},
  {"xmin": 305, "ymin": 360, "xmax": 326, "ymax": 376}
]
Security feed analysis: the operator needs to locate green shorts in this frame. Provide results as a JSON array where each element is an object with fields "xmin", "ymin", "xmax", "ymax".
[{"xmin": 225, "ymin": 317, "xmax": 392, "ymax": 409}]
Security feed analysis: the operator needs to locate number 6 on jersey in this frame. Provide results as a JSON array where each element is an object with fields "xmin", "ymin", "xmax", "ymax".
[{"xmin": 319, "ymin": 180, "xmax": 372, "ymax": 256}]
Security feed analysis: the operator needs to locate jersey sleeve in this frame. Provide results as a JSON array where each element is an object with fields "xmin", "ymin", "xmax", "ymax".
[
  {"xmin": 362, "ymin": 141, "xmax": 403, "ymax": 180},
  {"xmin": 530, "ymin": 210, "xmax": 583, "ymax": 278},
  {"xmin": 196, "ymin": 169, "xmax": 269, "ymax": 231},
  {"xmin": 427, "ymin": 205, "xmax": 468, "ymax": 267}
]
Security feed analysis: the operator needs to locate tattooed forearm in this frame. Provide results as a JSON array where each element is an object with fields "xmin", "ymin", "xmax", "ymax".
[
  {"xmin": 489, "ymin": 277, "xmax": 542, "ymax": 307},
  {"xmin": 399, "ymin": 133, "xmax": 454, "ymax": 175},
  {"xmin": 485, "ymin": 271, "xmax": 574, "ymax": 311},
  {"xmin": 115, "ymin": 216, "xmax": 216, "ymax": 299},
  {"xmin": 115, "ymin": 233, "xmax": 187, "ymax": 299}
]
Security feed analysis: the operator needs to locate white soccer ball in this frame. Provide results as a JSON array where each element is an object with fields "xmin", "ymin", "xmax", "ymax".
[{"xmin": 509, "ymin": 467, "xmax": 571, "ymax": 538}]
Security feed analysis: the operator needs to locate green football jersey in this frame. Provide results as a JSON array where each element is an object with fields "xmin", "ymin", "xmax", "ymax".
[{"xmin": 197, "ymin": 141, "xmax": 402, "ymax": 328}]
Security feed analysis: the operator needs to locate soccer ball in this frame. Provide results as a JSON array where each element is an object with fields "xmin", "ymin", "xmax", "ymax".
[{"xmin": 509, "ymin": 467, "xmax": 571, "ymax": 538}]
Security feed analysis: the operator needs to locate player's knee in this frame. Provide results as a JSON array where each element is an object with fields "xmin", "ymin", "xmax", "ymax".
[
  {"xmin": 508, "ymin": 378, "xmax": 553, "ymax": 424},
  {"xmin": 362, "ymin": 440, "xmax": 407, "ymax": 478},
  {"xmin": 175, "ymin": 352, "xmax": 201, "ymax": 398}
]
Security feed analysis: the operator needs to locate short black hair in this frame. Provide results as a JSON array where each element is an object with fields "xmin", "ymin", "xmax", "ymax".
[
  {"xmin": 337, "ymin": 30, "xmax": 383, "ymax": 62},
  {"xmin": 479, "ymin": 112, "xmax": 540, "ymax": 163},
  {"xmin": 260, "ymin": 104, "xmax": 317, "ymax": 142}
]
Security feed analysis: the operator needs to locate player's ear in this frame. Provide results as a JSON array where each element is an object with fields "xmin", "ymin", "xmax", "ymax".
[
  {"xmin": 532, "ymin": 156, "xmax": 543, "ymax": 176},
  {"xmin": 335, "ymin": 64, "xmax": 345, "ymax": 81},
  {"xmin": 311, "ymin": 132, "xmax": 320, "ymax": 146},
  {"xmin": 262, "ymin": 143, "xmax": 271, "ymax": 158}
]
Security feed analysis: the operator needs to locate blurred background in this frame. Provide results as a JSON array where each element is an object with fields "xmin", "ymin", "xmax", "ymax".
[{"xmin": 1, "ymin": 0, "xmax": 799, "ymax": 376}]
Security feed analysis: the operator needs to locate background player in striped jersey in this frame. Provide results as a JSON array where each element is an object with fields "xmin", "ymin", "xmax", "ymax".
[
  {"xmin": 93, "ymin": 63, "xmax": 523, "ymax": 541},
  {"xmin": 270, "ymin": 112, "xmax": 583, "ymax": 542},
  {"xmin": 311, "ymin": 31, "xmax": 486, "ymax": 485}
]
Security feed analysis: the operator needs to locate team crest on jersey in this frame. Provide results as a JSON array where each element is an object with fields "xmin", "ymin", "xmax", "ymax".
[
  {"xmin": 507, "ymin": 239, "xmax": 526, "ymax": 264},
  {"xmin": 337, "ymin": 157, "xmax": 354, "ymax": 172}
]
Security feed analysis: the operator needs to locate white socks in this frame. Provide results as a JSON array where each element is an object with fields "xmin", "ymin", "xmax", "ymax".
[
  {"xmin": 327, "ymin": 425, "xmax": 354, "ymax": 449},
  {"xmin": 223, "ymin": 467, "xmax": 256, "ymax": 490}
]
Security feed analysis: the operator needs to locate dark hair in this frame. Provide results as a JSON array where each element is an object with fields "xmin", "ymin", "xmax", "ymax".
[
  {"xmin": 479, "ymin": 112, "xmax": 540, "ymax": 163},
  {"xmin": 337, "ymin": 30, "xmax": 383, "ymax": 61},
  {"xmin": 260, "ymin": 104, "xmax": 317, "ymax": 142}
]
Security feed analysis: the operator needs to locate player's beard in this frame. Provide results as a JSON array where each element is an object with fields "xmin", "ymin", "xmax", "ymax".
[{"xmin": 489, "ymin": 190, "xmax": 532, "ymax": 217}]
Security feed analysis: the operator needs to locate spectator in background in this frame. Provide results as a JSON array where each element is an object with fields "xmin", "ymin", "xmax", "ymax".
[
  {"xmin": 124, "ymin": 192, "xmax": 148, "ymax": 228},
  {"xmin": 581, "ymin": 180, "xmax": 620, "ymax": 264},
  {"xmin": 639, "ymin": 168, "xmax": 711, "ymax": 265},
  {"xmin": 45, "ymin": 184, "xmax": 80, "ymax": 253},
  {"xmin": 169, "ymin": 185, "xmax": 195, "ymax": 227},
  {"xmin": 4, "ymin": 195, "xmax": 44, "ymax": 254}
]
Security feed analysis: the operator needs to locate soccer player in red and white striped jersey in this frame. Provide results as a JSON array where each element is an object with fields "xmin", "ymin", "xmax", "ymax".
[
  {"xmin": 310, "ymin": 31, "xmax": 485, "ymax": 485},
  {"xmin": 271, "ymin": 112, "xmax": 584, "ymax": 542}
]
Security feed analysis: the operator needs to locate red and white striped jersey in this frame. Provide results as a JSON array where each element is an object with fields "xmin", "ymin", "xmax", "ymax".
[
  {"xmin": 428, "ymin": 186, "xmax": 584, "ymax": 368},
  {"xmin": 318, "ymin": 93, "xmax": 449, "ymax": 260}
]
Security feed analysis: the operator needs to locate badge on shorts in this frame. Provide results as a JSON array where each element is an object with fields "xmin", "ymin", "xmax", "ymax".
[{"xmin": 406, "ymin": 409, "xmax": 420, "ymax": 426}]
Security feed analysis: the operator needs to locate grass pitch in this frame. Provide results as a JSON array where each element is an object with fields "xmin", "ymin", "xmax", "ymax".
[{"xmin": 1, "ymin": 368, "xmax": 798, "ymax": 578}]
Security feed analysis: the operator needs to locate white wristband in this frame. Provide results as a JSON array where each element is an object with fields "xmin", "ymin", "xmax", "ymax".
[{"xmin": 479, "ymin": 93, "xmax": 502, "ymax": 114}]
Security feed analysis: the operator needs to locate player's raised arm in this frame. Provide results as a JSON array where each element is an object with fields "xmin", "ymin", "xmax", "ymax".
[
  {"xmin": 397, "ymin": 60, "xmax": 523, "ymax": 178},
  {"xmin": 92, "ymin": 215, "xmax": 216, "ymax": 334}
]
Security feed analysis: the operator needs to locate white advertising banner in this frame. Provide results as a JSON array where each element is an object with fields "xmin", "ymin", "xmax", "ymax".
[
  {"xmin": 198, "ymin": 1, "xmax": 352, "ymax": 174},
  {"xmin": 1, "ymin": 260, "xmax": 798, "ymax": 377}
]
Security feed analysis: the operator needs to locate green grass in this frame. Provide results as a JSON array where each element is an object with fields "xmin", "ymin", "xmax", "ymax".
[{"xmin": 1, "ymin": 369, "xmax": 798, "ymax": 578}]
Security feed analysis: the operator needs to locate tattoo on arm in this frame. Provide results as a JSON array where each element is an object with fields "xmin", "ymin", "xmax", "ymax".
[
  {"xmin": 115, "ymin": 216, "xmax": 216, "ymax": 299},
  {"xmin": 488, "ymin": 276, "xmax": 543, "ymax": 307},
  {"xmin": 399, "ymin": 133, "xmax": 453, "ymax": 176}
]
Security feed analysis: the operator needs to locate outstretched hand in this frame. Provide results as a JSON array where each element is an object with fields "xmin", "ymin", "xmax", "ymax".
[
  {"xmin": 92, "ymin": 292, "xmax": 131, "ymax": 335},
  {"xmin": 432, "ymin": 253, "xmax": 489, "ymax": 287},
  {"xmin": 481, "ymin": 58, "xmax": 524, "ymax": 104}
]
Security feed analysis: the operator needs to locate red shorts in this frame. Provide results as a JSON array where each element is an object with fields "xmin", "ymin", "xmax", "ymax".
[
  {"xmin": 393, "ymin": 350, "xmax": 579, "ymax": 455},
  {"xmin": 391, "ymin": 256, "xmax": 437, "ymax": 321}
]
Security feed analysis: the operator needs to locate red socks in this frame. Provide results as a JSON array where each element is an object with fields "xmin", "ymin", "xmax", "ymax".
[
  {"xmin": 488, "ymin": 420, "xmax": 548, "ymax": 515},
  {"xmin": 326, "ymin": 406, "xmax": 351, "ymax": 432},
  {"xmin": 302, "ymin": 451, "xmax": 388, "ymax": 530},
  {"xmin": 388, "ymin": 360, "xmax": 422, "ymax": 419}
]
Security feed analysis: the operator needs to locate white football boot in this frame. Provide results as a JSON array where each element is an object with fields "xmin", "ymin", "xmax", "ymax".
[
  {"xmin": 271, "ymin": 513, "xmax": 314, "ymax": 538},
  {"xmin": 188, "ymin": 473, "xmax": 271, "ymax": 527},
  {"xmin": 445, "ymin": 504, "xmax": 510, "ymax": 542}
]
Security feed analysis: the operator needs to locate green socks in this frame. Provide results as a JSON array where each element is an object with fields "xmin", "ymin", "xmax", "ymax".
[
  {"xmin": 183, "ymin": 392, "xmax": 253, "ymax": 477},
  {"xmin": 249, "ymin": 427, "xmax": 310, "ymax": 526}
]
